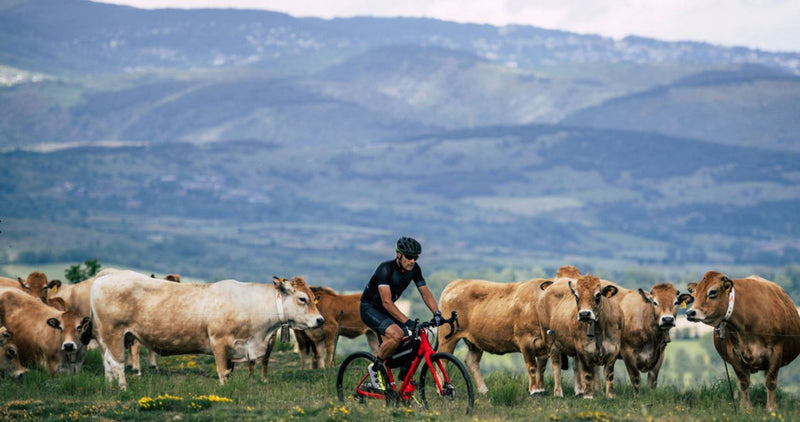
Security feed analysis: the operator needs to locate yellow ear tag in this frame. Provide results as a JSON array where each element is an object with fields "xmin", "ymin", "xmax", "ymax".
[
  {"xmin": 680, "ymin": 302, "xmax": 687, "ymax": 309},
  {"xmin": 51, "ymin": 286, "xmax": 58, "ymax": 293},
  {"xmin": 314, "ymin": 298, "xmax": 319, "ymax": 304},
  {"xmin": 605, "ymin": 290, "xmax": 613, "ymax": 298}
]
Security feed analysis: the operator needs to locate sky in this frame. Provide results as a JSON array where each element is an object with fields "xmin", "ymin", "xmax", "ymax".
[{"xmin": 92, "ymin": 0, "xmax": 799, "ymax": 53}]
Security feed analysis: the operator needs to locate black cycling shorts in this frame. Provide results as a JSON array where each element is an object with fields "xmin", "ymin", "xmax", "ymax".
[{"xmin": 360, "ymin": 301, "xmax": 401, "ymax": 336}]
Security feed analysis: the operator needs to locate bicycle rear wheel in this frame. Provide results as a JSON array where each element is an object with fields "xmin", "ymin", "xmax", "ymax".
[
  {"xmin": 419, "ymin": 352, "xmax": 475, "ymax": 415},
  {"xmin": 336, "ymin": 351, "xmax": 397, "ymax": 407}
]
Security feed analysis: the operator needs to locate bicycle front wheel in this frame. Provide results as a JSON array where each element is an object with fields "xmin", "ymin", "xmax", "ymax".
[
  {"xmin": 419, "ymin": 352, "xmax": 475, "ymax": 415},
  {"xmin": 336, "ymin": 351, "xmax": 396, "ymax": 407}
]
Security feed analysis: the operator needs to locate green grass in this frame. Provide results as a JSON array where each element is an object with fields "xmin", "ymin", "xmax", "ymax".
[{"xmin": 2, "ymin": 346, "xmax": 799, "ymax": 421}]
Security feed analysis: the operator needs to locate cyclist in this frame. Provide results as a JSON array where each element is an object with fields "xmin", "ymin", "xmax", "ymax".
[{"xmin": 360, "ymin": 236, "xmax": 443, "ymax": 387}]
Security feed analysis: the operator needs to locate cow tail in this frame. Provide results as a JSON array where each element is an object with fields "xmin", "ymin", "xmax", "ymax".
[{"xmin": 561, "ymin": 353, "xmax": 569, "ymax": 370}]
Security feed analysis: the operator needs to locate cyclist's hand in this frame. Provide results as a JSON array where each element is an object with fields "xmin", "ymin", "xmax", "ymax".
[
  {"xmin": 403, "ymin": 319, "xmax": 417, "ymax": 332},
  {"xmin": 433, "ymin": 310, "xmax": 444, "ymax": 327}
]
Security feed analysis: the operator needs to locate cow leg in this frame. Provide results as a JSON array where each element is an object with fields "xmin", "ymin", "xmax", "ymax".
[
  {"xmin": 578, "ymin": 358, "xmax": 594, "ymax": 399},
  {"xmin": 731, "ymin": 364, "xmax": 752, "ymax": 410},
  {"xmin": 765, "ymin": 352, "xmax": 783, "ymax": 411},
  {"xmin": 551, "ymin": 352, "xmax": 563, "ymax": 398},
  {"xmin": 101, "ymin": 331, "xmax": 128, "ymax": 390},
  {"xmin": 148, "ymin": 349, "xmax": 158, "ymax": 370},
  {"xmin": 211, "ymin": 339, "xmax": 231, "ymax": 385},
  {"xmin": 260, "ymin": 331, "xmax": 277, "ymax": 382},
  {"xmin": 314, "ymin": 339, "xmax": 325, "ymax": 369},
  {"xmin": 572, "ymin": 357, "xmax": 584, "ymax": 397},
  {"xmin": 463, "ymin": 341, "xmax": 488, "ymax": 394},
  {"xmin": 646, "ymin": 349, "xmax": 666, "ymax": 390},
  {"xmin": 622, "ymin": 352, "xmax": 641, "ymax": 393},
  {"xmin": 129, "ymin": 339, "xmax": 142, "ymax": 376},
  {"xmin": 603, "ymin": 359, "xmax": 616, "ymax": 398},
  {"xmin": 521, "ymin": 345, "xmax": 544, "ymax": 395}
]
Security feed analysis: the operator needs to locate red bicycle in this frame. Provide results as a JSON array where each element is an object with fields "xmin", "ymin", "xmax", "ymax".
[{"xmin": 336, "ymin": 311, "xmax": 474, "ymax": 414}]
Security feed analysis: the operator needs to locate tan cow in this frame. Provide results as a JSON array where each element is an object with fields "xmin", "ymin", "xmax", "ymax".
[
  {"xmin": 437, "ymin": 276, "xmax": 552, "ymax": 395},
  {"xmin": 684, "ymin": 271, "xmax": 800, "ymax": 411},
  {"xmin": 126, "ymin": 273, "xmax": 185, "ymax": 375},
  {"xmin": 0, "ymin": 272, "xmax": 62, "ymax": 304},
  {"xmin": 539, "ymin": 274, "xmax": 623, "ymax": 399},
  {"xmin": 615, "ymin": 282, "xmax": 684, "ymax": 391},
  {"xmin": 0, "ymin": 287, "xmax": 91, "ymax": 375},
  {"xmin": 0, "ymin": 326, "xmax": 27, "ymax": 378},
  {"xmin": 90, "ymin": 270, "xmax": 324, "ymax": 390}
]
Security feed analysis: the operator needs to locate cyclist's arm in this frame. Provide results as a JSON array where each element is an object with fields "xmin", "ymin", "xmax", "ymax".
[
  {"xmin": 417, "ymin": 285, "xmax": 440, "ymax": 315},
  {"xmin": 378, "ymin": 285, "xmax": 409, "ymax": 323}
]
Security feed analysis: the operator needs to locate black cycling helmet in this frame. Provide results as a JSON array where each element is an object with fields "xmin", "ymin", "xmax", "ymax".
[{"xmin": 395, "ymin": 236, "xmax": 422, "ymax": 255}]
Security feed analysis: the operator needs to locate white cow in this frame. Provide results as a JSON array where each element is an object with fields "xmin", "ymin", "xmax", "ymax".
[{"xmin": 90, "ymin": 270, "xmax": 324, "ymax": 390}]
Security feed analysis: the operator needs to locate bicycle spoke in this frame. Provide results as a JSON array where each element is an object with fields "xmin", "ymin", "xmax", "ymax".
[
  {"xmin": 419, "ymin": 352, "xmax": 475, "ymax": 415},
  {"xmin": 336, "ymin": 351, "xmax": 397, "ymax": 407}
]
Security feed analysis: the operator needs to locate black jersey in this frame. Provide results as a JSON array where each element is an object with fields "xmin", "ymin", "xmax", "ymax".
[{"xmin": 361, "ymin": 259, "xmax": 426, "ymax": 307}]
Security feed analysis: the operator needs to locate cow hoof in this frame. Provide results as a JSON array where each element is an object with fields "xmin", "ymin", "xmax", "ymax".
[
  {"xmin": 133, "ymin": 370, "xmax": 142, "ymax": 377},
  {"xmin": 529, "ymin": 390, "xmax": 546, "ymax": 397}
]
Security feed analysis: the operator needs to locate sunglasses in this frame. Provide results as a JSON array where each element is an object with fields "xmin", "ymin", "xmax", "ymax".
[{"xmin": 403, "ymin": 254, "xmax": 419, "ymax": 261}]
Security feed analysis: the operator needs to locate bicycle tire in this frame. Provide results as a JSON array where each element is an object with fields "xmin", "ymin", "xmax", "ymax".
[
  {"xmin": 419, "ymin": 352, "xmax": 475, "ymax": 415},
  {"xmin": 336, "ymin": 351, "xmax": 397, "ymax": 407}
]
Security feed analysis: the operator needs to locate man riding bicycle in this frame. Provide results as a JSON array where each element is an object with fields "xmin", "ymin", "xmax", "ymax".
[{"xmin": 360, "ymin": 236, "xmax": 443, "ymax": 386}]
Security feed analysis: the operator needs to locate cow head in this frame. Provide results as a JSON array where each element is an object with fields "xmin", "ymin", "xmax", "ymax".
[
  {"xmin": 47, "ymin": 312, "xmax": 91, "ymax": 358},
  {"xmin": 272, "ymin": 276, "xmax": 325, "ymax": 330},
  {"xmin": 18, "ymin": 272, "xmax": 61, "ymax": 304},
  {"xmin": 0, "ymin": 327, "xmax": 26, "ymax": 378},
  {"xmin": 569, "ymin": 275, "xmax": 618, "ymax": 322},
  {"xmin": 685, "ymin": 271, "xmax": 734, "ymax": 325},
  {"xmin": 637, "ymin": 283, "xmax": 680, "ymax": 329}
]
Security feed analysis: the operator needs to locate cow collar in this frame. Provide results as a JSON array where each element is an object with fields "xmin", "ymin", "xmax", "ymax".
[
  {"xmin": 715, "ymin": 286, "xmax": 735, "ymax": 339},
  {"xmin": 723, "ymin": 286, "xmax": 735, "ymax": 321},
  {"xmin": 275, "ymin": 290, "xmax": 290, "ymax": 342}
]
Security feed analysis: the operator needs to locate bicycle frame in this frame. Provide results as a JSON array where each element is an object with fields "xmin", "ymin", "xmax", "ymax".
[{"xmin": 354, "ymin": 328, "xmax": 452, "ymax": 402}]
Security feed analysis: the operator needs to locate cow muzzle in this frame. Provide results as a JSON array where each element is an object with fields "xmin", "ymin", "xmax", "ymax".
[
  {"xmin": 659, "ymin": 315, "xmax": 675, "ymax": 328},
  {"xmin": 315, "ymin": 316, "xmax": 325, "ymax": 327},
  {"xmin": 62, "ymin": 342, "xmax": 77, "ymax": 353},
  {"xmin": 686, "ymin": 309, "xmax": 701, "ymax": 322},
  {"xmin": 577, "ymin": 310, "xmax": 595, "ymax": 322}
]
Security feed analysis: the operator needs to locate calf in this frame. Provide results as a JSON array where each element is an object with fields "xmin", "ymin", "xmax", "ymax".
[
  {"xmin": 540, "ymin": 274, "xmax": 623, "ymax": 399},
  {"xmin": 438, "ymin": 276, "xmax": 552, "ymax": 395},
  {"xmin": 0, "ymin": 326, "xmax": 26, "ymax": 378},
  {"xmin": 0, "ymin": 287, "xmax": 91, "ymax": 375},
  {"xmin": 684, "ymin": 271, "xmax": 800, "ymax": 410},
  {"xmin": 91, "ymin": 270, "xmax": 324, "ymax": 389},
  {"xmin": 615, "ymin": 282, "xmax": 684, "ymax": 391}
]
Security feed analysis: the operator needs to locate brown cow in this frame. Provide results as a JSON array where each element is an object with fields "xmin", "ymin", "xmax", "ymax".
[
  {"xmin": 0, "ymin": 272, "xmax": 62, "ymax": 304},
  {"xmin": 296, "ymin": 286, "xmax": 379, "ymax": 368},
  {"xmin": 0, "ymin": 287, "xmax": 91, "ymax": 375},
  {"xmin": 91, "ymin": 271, "xmax": 324, "ymax": 389},
  {"xmin": 615, "ymin": 282, "xmax": 684, "ymax": 392},
  {"xmin": 684, "ymin": 271, "xmax": 800, "ymax": 410},
  {"xmin": 540, "ymin": 274, "xmax": 623, "ymax": 399},
  {"xmin": 0, "ymin": 326, "xmax": 26, "ymax": 378},
  {"xmin": 437, "ymin": 276, "xmax": 552, "ymax": 395}
]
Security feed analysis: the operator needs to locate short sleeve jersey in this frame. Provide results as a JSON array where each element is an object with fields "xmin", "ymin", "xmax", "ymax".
[{"xmin": 361, "ymin": 259, "xmax": 426, "ymax": 307}]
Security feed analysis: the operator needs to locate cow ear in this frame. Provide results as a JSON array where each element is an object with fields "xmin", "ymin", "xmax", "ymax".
[
  {"xmin": 48, "ymin": 297, "xmax": 67, "ymax": 311},
  {"xmin": 602, "ymin": 285, "xmax": 618, "ymax": 298},
  {"xmin": 540, "ymin": 280, "xmax": 554, "ymax": 291},
  {"xmin": 568, "ymin": 280, "xmax": 577, "ymax": 296},
  {"xmin": 637, "ymin": 288, "xmax": 654, "ymax": 304},
  {"xmin": 79, "ymin": 317, "xmax": 93, "ymax": 345},
  {"xmin": 721, "ymin": 275, "xmax": 733, "ymax": 291},
  {"xmin": 677, "ymin": 293, "xmax": 694, "ymax": 308},
  {"xmin": 686, "ymin": 282, "xmax": 697, "ymax": 293},
  {"xmin": 47, "ymin": 318, "xmax": 62, "ymax": 330},
  {"xmin": 272, "ymin": 276, "xmax": 294, "ymax": 295},
  {"xmin": 0, "ymin": 327, "xmax": 11, "ymax": 343},
  {"xmin": 47, "ymin": 279, "xmax": 62, "ymax": 291}
]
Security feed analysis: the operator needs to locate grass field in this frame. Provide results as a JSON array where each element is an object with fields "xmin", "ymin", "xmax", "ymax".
[{"xmin": 1, "ymin": 341, "xmax": 799, "ymax": 422}]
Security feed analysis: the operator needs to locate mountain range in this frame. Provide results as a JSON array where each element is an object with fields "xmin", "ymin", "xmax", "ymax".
[{"xmin": 0, "ymin": 0, "xmax": 798, "ymax": 289}]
